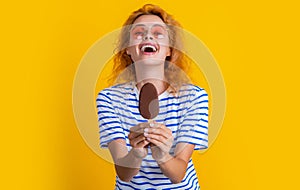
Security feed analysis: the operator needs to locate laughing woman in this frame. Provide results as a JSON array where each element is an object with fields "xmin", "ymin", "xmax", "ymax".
[{"xmin": 96, "ymin": 4, "xmax": 209, "ymax": 189}]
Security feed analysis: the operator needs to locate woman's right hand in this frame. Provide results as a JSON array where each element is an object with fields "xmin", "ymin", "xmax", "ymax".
[{"xmin": 128, "ymin": 123, "xmax": 150, "ymax": 158}]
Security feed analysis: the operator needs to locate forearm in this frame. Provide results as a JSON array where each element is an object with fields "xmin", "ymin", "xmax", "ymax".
[
  {"xmin": 158, "ymin": 154, "xmax": 188, "ymax": 184},
  {"xmin": 114, "ymin": 149, "xmax": 144, "ymax": 182}
]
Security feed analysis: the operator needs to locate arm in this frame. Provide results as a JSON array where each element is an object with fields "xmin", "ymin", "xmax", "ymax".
[
  {"xmin": 97, "ymin": 91, "xmax": 151, "ymax": 182},
  {"xmin": 158, "ymin": 143, "xmax": 195, "ymax": 184},
  {"xmin": 158, "ymin": 87, "xmax": 209, "ymax": 182},
  {"xmin": 108, "ymin": 124, "xmax": 150, "ymax": 182},
  {"xmin": 144, "ymin": 124, "xmax": 194, "ymax": 183},
  {"xmin": 143, "ymin": 86, "xmax": 209, "ymax": 183}
]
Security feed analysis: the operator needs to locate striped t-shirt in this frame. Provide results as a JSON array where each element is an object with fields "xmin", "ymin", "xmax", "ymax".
[{"xmin": 96, "ymin": 82, "xmax": 208, "ymax": 190}]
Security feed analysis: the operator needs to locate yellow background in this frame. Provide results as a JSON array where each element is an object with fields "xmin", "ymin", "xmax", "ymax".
[{"xmin": 1, "ymin": 0, "xmax": 299, "ymax": 189}]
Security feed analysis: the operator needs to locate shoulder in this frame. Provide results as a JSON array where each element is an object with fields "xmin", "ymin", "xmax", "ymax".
[
  {"xmin": 178, "ymin": 84, "xmax": 208, "ymax": 98},
  {"xmin": 97, "ymin": 83, "xmax": 134, "ymax": 98}
]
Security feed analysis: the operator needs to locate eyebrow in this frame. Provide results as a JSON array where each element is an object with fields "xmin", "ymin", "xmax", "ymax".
[
  {"xmin": 131, "ymin": 23, "xmax": 167, "ymax": 28},
  {"xmin": 132, "ymin": 24, "xmax": 145, "ymax": 27}
]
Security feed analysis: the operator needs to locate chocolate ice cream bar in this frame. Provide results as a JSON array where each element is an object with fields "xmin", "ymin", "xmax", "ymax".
[{"xmin": 139, "ymin": 83, "xmax": 159, "ymax": 120}]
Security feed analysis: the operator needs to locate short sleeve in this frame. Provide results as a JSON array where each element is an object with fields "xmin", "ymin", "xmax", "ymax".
[
  {"xmin": 176, "ymin": 87, "xmax": 209, "ymax": 150},
  {"xmin": 96, "ymin": 90, "xmax": 125, "ymax": 148}
]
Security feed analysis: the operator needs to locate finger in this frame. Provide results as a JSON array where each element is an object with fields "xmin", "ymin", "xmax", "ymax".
[
  {"xmin": 149, "ymin": 123, "xmax": 172, "ymax": 135},
  {"xmin": 147, "ymin": 137, "xmax": 169, "ymax": 152},
  {"xmin": 130, "ymin": 134, "xmax": 147, "ymax": 147},
  {"xmin": 156, "ymin": 123, "xmax": 172, "ymax": 136},
  {"xmin": 129, "ymin": 124, "xmax": 147, "ymax": 139},
  {"xmin": 144, "ymin": 132, "xmax": 173, "ymax": 147},
  {"xmin": 148, "ymin": 120, "xmax": 156, "ymax": 127},
  {"xmin": 136, "ymin": 139, "xmax": 150, "ymax": 148},
  {"xmin": 130, "ymin": 124, "xmax": 143, "ymax": 133},
  {"xmin": 144, "ymin": 133, "xmax": 167, "ymax": 144},
  {"xmin": 144, "ymin": 127, "xmax": 172, "ymax": 140},
  {"xmin": 130, "ymin": 123, "xmax": 149, "ymax": 133},
  {"xmin": 128, "ymin": 131, "xmax": 141, "ymax": 139}
]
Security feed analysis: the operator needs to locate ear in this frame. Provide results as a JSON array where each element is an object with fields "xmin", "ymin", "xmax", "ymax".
[
  {"xmin": 166, "ymin": 47, "xmax": 171, "ymax": 56},
  {"xmin": 126, "ymin": 48, "xmax": 130, "ymax": 55}
]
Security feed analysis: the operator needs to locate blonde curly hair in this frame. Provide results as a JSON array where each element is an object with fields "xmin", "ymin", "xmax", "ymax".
[{"xmin": 110, "ymin": 4, "xmax": 190, "ymax": 91}]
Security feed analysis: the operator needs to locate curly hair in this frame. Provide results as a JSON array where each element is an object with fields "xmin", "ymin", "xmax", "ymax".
[{"xmin": 110, "ymin": 4, "xmax": 190, "ymax": 90}]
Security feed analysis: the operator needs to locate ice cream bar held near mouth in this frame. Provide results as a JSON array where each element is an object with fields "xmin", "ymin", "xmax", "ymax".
[{"xmin": 138, "ymin": 83, "xmax": 159, "ymax": 124}]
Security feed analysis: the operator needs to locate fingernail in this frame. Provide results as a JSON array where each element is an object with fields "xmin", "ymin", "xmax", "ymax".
[
  {"xmin": 144, "ymin": 128, "xmax": 149, "ymax": 132},
  {"xmin": 147, "ymin": 137, "xmax": 151, "ymax": 141},
  {"xmin": 149, "ymin": 122, "xmax": 155, "ymax": 127},
  {"xmin": 144, "ymin": 132, "xmax": 148, "ymax": 137}
]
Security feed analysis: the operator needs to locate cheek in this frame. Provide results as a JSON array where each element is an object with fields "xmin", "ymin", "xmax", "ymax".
[
  {"xmin": 161, "ymin": 48, "xmax": 171, "ymax": 57},
  {"xmin": 129, "ymin": 37, "xmax": 141, "ymax": 46},
  {"xmin": 157, "ymin": 38, "xmax": 170, "ymax": 48},
  {"xmin": 126, "ymin": 46, "xmax": 136, "ymax": 56}
]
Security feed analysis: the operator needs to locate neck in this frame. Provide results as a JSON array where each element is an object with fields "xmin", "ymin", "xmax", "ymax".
[
  {"xmin": 134, "ymin": 61, "xmax": 168, "ymax": 95},
  {"xmin": 136, "ymin": 79, "xmax": 169, "ymax": 95},
  {"xmin": 135, "ymin": 62, "xmax": 164, "ymax": 82}
]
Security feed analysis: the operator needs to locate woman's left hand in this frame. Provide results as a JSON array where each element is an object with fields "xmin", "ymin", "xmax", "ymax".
[{"xmin": 144, "ymin": 122, "xmax": 174, "ymax": 163}]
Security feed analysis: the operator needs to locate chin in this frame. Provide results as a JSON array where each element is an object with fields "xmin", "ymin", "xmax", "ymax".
[{"xmin": 138, "ymin": 57, "xmax": 165, "ymax": 65}]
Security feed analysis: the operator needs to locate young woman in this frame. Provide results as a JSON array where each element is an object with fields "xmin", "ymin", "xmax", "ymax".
[{"xmin": 96, "ymin": 4, "xmax": 208, "ymax": 189}]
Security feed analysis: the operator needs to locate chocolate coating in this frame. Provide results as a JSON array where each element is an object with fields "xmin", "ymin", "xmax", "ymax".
[{"xmin": 139, "ymin": 83, "xmax": 159, "ymax": 119}]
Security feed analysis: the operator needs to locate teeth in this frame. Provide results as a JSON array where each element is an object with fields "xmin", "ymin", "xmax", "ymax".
[{"xmin": 141, "ymin": 45, "xmax": 157, "ymax": 52}]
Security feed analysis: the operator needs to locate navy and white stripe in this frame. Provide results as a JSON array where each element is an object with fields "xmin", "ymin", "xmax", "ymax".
[{"xmin": 96, "ymin": 82, "xmax": 208, "ymax": 189}]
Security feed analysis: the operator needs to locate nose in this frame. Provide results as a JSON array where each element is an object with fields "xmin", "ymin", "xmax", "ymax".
[{"xmin": 143, "ymin": 32, "xmax": 154, "ymax": 40}]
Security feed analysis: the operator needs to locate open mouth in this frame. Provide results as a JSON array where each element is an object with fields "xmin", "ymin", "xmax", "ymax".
[{"xmin": 140, "ymin": 43, "xmax": 158, "ymax": 53}]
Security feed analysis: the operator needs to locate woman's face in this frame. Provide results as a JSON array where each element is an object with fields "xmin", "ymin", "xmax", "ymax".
[{"xmin": 126, "ymin": 15, "xmax": 170, "ymax": 64}]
